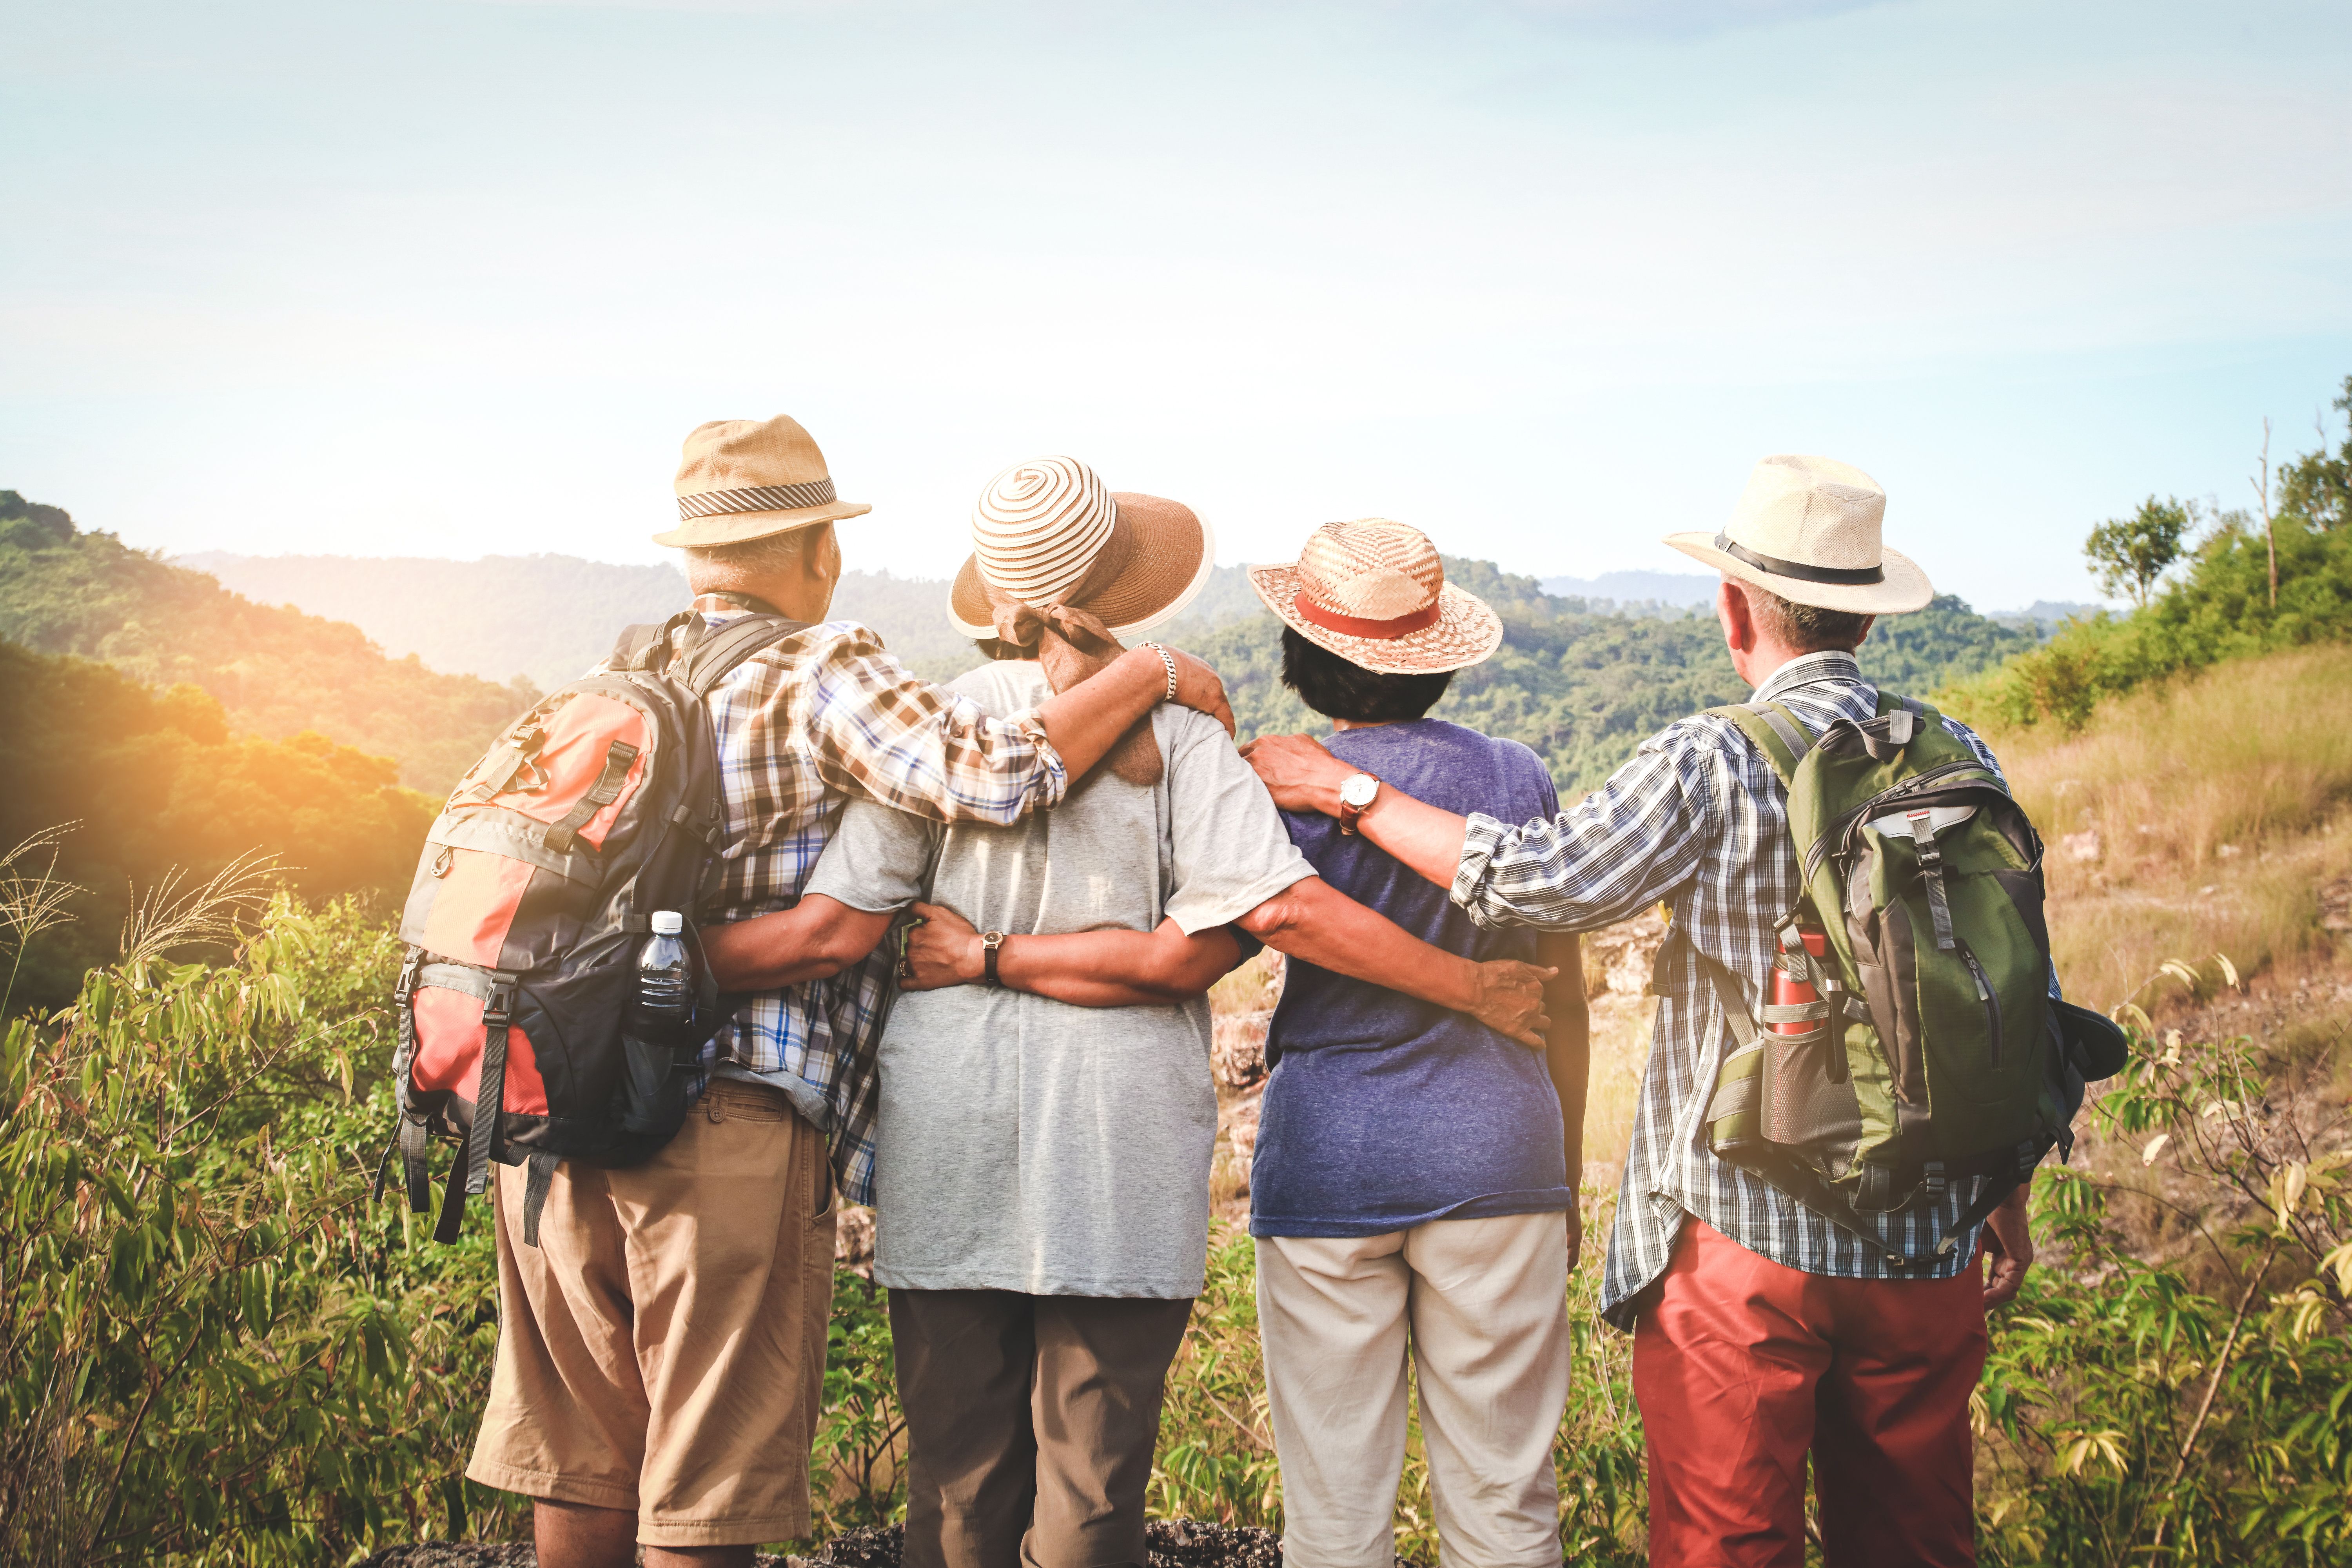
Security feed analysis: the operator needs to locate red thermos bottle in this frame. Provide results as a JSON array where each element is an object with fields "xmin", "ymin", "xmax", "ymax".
[{"xmin": 1772, "ymin": 924, "xmax": 1828, "ymax": 1034}]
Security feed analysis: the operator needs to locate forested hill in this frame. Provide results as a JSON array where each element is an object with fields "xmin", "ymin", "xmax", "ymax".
[
  {"xmin": 1202, "ymin": 557, "xmax": 2038, "ymax": 789},
  {"xmin": 0, "ymin": 494, "xmax": 530, "ymax": 791},
  {"xmin": 187, "ymin": 537, "xmax": 2039, "ymax": 795}
]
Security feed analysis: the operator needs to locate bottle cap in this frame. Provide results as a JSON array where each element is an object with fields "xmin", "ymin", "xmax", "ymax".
[{"xmin": 650, "ymin": 910, "xmax": 684, "ymax": 935}]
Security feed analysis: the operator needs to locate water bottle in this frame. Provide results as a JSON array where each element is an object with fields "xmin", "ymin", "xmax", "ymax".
[
  {"xmin": 623, "ymin": 911, "xmax": 695, "ymax": 1137},
  {"xmin": 636, "ymin": 910, "xmax": 692, "ymax": 1032}
]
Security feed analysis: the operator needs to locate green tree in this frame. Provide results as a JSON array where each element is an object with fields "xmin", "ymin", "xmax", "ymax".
[
  {"xmin": 2276, "ymin": 375, "xmax": 2350, "ymax": 534},
  {"xmin": 2085, "ymin": 496, "xmax": 2195, "ymax": 610}
]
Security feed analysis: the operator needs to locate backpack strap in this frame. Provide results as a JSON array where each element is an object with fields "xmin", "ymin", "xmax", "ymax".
[
  {"xmin": 387, "ymin": 951, "xmax": 436, "ymax": 1216},
  {"xmin": 542, "ymin": 740, "xmax": 642, "ymax": 855},
  {"xmin": 611, "ymin": 610, "xmax": 704, "ymax": 674},
  {"xmin": 677, "ymin": 613, "xmax": 811, "ymax": 697},
  {"xmin": 1708, "ymin": 701, "xmax": 1816, "ymax": 787},
  {"xmin": 414, "ymin": 967, "xmax": 517, "ymax": 1243},
  {"xmin": 519, "ymin": 1150, "xmax": 561, "ymax": 1249}
]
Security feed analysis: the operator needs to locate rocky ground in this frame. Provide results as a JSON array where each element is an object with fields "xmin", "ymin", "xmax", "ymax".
[{"xmin": 356, "ymin": 1519, "xmax": 1282, "ymax": 1568}]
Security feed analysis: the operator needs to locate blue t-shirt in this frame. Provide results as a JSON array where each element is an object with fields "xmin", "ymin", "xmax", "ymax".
[{"xmin": 1248, "ymin": 718, "xmax": 1572, "ymax": 1238}]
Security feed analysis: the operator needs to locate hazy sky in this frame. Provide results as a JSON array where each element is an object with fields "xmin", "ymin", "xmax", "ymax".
[{"xmin": 4, "ymin": 0, "xmax": 2348, "ymax": 610}]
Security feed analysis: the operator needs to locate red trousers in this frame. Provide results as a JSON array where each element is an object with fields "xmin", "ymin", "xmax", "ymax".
[{"xmin": 1633, "ymin": 1220, "xmax": 1987, "ymax": 1568}]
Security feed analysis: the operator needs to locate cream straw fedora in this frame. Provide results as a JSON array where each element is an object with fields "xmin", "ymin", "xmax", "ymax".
[
  {"xmin": 1664, "ymin": 454, "xmax": 1933, "ymax": 615},
  {"xmin": 947, "ymin": 456, "xmax": 1218, "ymax": 639},
  {"xmin": 1247, "ymin": 519, "xmax": 1503, "ymax": 675},
  {"xmin": 651, "ymin": 414, "xmax": 871, "ymax": 548}
]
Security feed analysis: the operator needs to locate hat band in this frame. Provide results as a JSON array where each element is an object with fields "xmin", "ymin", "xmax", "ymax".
[
  {"xmin": 1715, "ymin": 532, "xmax": 1885, "ymax": 586},
  {"xmin": 1294, "ymin": 592, "xmax": 1443, "ymax": 641},
  {"xmin": 678, "ymin": 478, "xmax": 838, "ymax": 520}
]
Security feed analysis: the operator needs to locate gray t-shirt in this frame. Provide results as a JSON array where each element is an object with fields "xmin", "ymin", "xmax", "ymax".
[{"xmin": 805, "ymin": 660, "xmax": 1312, "ymax": 1298}]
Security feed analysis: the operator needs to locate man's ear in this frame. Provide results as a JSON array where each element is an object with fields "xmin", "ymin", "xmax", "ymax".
[{"xmin": 1715, "ymin": 579, "xmax": 1754, "ymax": 657}]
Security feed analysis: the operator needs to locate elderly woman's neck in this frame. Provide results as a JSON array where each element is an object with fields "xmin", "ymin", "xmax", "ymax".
[{"xmin": 1329, "ymin": 717, "xmax": 1394, "ymax": 731}]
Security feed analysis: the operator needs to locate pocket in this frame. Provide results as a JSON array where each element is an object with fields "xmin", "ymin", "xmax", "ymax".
[
  {"xmin": 807, "ymin": 1118, "xmax": 838, "ymax": 1227},
  {"xmin": 1912, "ymin": 875, "xmax": 2045, "ymax": 1110},
  {"xmin": 618, "ymin": 1029, "xmax": 695, "ymax": 1138}
]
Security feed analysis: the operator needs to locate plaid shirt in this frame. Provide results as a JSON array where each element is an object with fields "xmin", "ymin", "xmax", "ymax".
[
  {"xmin": 684, "ymin": 597, "xmax": 1067, "ymax": 1204},
  {"xmin": 1449, "ymin": 651, "xmax": 2024, "ymax": 1329}
]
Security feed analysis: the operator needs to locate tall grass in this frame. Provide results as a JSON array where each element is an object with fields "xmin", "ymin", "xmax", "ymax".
[
  {"xmin": 1996, "ymin": 644, "xmax": 2352, "ymax": 880},
  {"xmin": 1986, "ymin": 644, "xmax": 2352, "ymax": 1009}
]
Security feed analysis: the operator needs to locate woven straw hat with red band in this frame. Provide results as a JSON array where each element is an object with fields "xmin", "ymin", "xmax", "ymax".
[{"xmin": 1247, "ymin": 519, "xmax": 1503, "ymax": 675}]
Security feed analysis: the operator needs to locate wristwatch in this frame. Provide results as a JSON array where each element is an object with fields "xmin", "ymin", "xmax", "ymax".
[
  {"xmin": 980, "ymin": 929, "xmax": 1006, "ymax": 985},
  {"xmin": 1337, "ymin": 772, "xmax": 1382, "ymax": 836}
]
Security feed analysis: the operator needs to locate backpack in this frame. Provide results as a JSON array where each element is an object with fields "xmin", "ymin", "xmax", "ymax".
[
  {"xmin": 377, "ymin": 608, "xmax": 806, "ymax": 1246},
  {"xmin": 1691, "ymin": 690, "xmax": 2129, "ymax": 1265}
]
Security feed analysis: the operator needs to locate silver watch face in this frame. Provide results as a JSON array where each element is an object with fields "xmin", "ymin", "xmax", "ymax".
[{"xmin": 1341, "ymin": 773, "xmax": 1379, "ymax": 808}]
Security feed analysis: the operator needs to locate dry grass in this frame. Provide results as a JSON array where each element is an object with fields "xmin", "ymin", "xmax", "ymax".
[{"xmin": 1987, "ymin": 644, "xmax": 2352, "ymax": 1013}]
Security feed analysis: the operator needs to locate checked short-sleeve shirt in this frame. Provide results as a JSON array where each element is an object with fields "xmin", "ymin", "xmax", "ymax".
[
  {"xmin": 1448, "ymin": 650, "xmax": 2030, "ymax": 1329},
  {"xmin": 679, "ymin": 597, "xmax": 1069, "ymax": 1205}
]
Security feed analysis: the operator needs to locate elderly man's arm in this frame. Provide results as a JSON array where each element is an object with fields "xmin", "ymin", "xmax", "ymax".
[
  {"xmin": 804, "ymin": 630, "xmax": 1232, "ymax": 828},
  {"xmin": 901, "ymin": 904, "xmax": 1247, "ymax": 1006},
  {"xmin": 701, "ymin": 895, "xmax": 895, "ymax": 991},
  {"xmin": 1242, "ymin": 731, "xmax": 1711, "ymax": 932},
  {"xmin": 900, "ymin": 878, "xmax": 1557, "ymax": 1047}
]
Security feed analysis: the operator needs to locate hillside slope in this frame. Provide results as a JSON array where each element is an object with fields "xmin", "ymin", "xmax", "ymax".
[{"xmin": 0, "ymin": 494, "xmax": 529, "ymax": 791}]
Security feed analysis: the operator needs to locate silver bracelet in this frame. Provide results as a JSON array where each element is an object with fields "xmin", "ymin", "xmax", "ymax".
[{"xmin": 1141, "ymin": 642, "xmax": 1178, "ymax": 701}]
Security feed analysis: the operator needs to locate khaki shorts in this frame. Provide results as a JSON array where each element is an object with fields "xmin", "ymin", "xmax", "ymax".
[{"xmin": 467, "ymin": 1078, "xmax": 837, "ymax": 1546}]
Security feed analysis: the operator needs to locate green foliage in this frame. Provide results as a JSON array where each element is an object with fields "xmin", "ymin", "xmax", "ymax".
[
  {"xmin": 0, "ymin": 496, "xmax": 533, "ymax": 791},
  {"xmin": 2274, "ymin": 377, "xmax": 2350, "ymax": 534},
  {"xmin": 0, "ymin": 644, "xmax": 434, "ymax": 1012},
  {"xmin": 0, "ymin": 895, "xmax": 523, "ymax": 1566},
  {"xmin": 809, "ymin": 1274, "xmax": 909, "ymax": 1534},
  {"xmin": 12, "ymin": 897, "xmax": 2352, "ymax": 1564},
  {"xmin": 1940, "ymin": 508, "xmax": 2352, "ymax": 733},
  {"xmin": 1173, "ymin": 562, "xmax": 2034, "ymax": 791},
  {"xmin": 2085, "ymin": 496, "xmax": 2195, "ymax": 610},
  {"xmin": 1975, "ymin": 1006, "xmax": 2352, "ymax": 1565}
]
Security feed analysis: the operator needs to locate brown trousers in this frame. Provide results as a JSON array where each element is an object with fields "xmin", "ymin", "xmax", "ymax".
[
  {"xmin": 467, "ymin": 1080, "xmax": 836, "ymax": 1546},
  {"xmin": 888, "ymin": 1289, "xmax": 1194, "ymax": 1568}
]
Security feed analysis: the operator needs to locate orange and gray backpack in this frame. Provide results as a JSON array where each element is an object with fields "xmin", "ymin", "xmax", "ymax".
[{"xmin": 378, "ymin": 607, "xmax": 804, "ymax": 1245}]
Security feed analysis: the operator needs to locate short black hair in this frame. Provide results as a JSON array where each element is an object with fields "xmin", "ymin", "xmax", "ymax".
[{"xmin": 1280, "ymin": 626, "xmax": 1453, "ymax": 723}]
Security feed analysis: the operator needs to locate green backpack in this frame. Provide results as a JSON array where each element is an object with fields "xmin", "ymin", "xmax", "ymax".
[{"xmin": 1695, "ymin": 691, "xmax": 2128, "ymax": 1265}]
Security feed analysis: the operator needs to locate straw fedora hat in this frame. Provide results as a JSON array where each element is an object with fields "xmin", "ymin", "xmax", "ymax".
[
  {"xmin": 947, "ymin": 456, "xmax": 1217, "ymax": 639},
  {"xmin": 1247, "ymin": 519, "xmax": 1503, "ymax": 675},
  {"xmin": 1663, "ymin": 454, "xmax": 1933, "ymax": 615},
  {"xmin": 650, "ymin": 415, "xmax": 872, "ymax": 548}
]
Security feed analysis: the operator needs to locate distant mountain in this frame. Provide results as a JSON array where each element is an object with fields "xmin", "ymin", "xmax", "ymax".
[
  {"xmin": 1987, "ymin": 600, "xmax": 2100, "ymax": 634},
  {"xmin": 1537, "ymin": 569, "xmax": 1718, "ymax": 613}
]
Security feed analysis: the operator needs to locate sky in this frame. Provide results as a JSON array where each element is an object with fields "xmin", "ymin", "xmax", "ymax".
[{"xmin": 4, "ymin": 0, "xmax": 2348, "ymax": 611}]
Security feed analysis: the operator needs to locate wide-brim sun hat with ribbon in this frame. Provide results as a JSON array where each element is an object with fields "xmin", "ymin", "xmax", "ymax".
[
  {"xmin": 1663, "ymin": 453, "xmax": 1934, "ymax": 616},
  {"xmin": 1246, "ymin": 519, "xmax": 1503, "ymax": 675},
  {"xmin": 947, "ymin": 456, "xmax": 1218, "ymax": 639},
  {"xmin": 651, "ymin": 414, "xmax": 872, "ymax": 548}
]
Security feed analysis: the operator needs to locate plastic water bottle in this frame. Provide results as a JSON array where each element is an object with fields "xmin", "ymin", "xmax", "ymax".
[{"xmin": 637, "ymin": 911, "xmax": 692, "ymax": 1032}]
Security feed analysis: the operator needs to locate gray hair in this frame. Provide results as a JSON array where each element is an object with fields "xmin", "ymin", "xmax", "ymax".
[{"xmin": 681, "ymin": 526, "xmax": 816, "ymax": 593}]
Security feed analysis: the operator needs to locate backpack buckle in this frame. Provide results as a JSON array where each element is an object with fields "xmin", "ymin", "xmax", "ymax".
[
  {"xmin": 483, "ymin": 975, "xmax": 517, "ymax": 1028},
  {"xmin": 393, "ymin": 951, "xmax": 423, "ymax": 1006},
  {"xmin": 1924, "ymin": 1160, "xmax": 1948, "ymax": 1201}
]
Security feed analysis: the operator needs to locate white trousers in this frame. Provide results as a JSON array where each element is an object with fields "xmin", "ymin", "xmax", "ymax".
[{"xmin": 1255, "ymin": 1212, "xmax": 1572, "ymax": 1568}]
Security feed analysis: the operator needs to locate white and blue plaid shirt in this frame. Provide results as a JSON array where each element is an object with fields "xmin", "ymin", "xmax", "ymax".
[
  {"xmin": 681, "ymin": 600, "xmax": 1068, "ymax": 1204},
  {"xmin": 1449, "ymin": 650, "xmax": 2024, "ymax": 1328}
]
